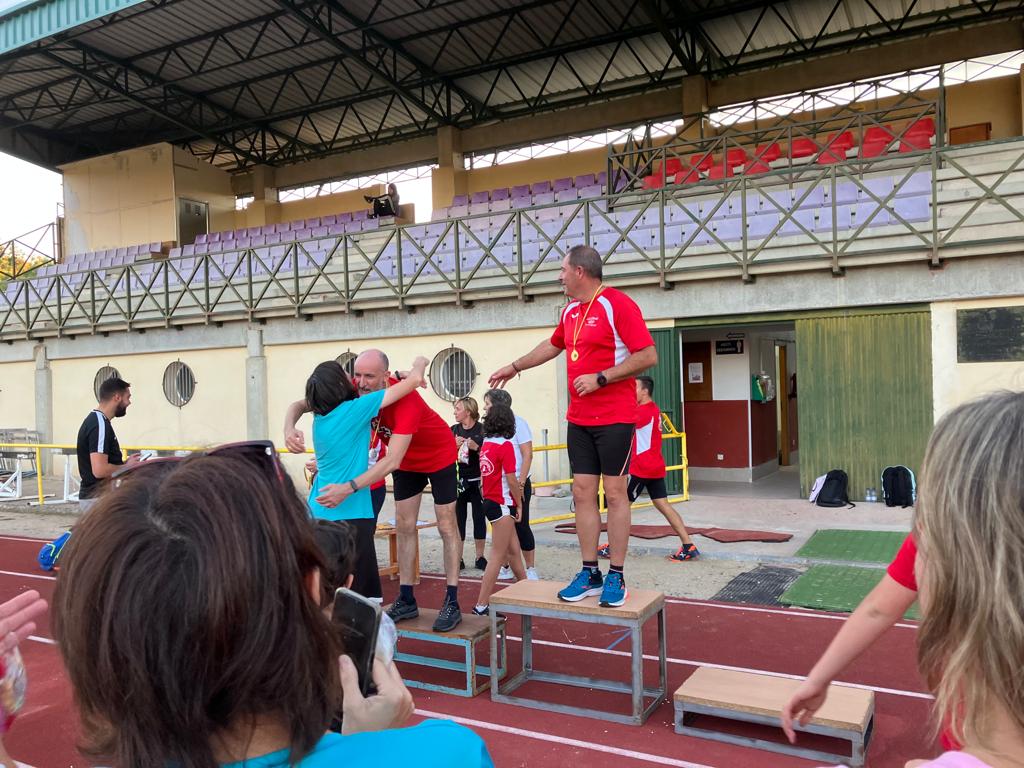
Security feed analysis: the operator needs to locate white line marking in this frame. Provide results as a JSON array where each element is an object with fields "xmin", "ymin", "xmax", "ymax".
[
  {"xmin": 0, "ymin": 570, "xmax": 55, "ymax": 582},
  {"xmin": 499, "ymin": 634, "xmax": 932, "ymax": 700},
  {"xmin": 414, "ymin": 708, "xmax": 715, "ymax": 768},
  {"xmin": 422, "ymin": 572, "xmax": 919, "ymax": 629},
  {"xmin": 0, "ymin": 535, "xmax": 48, "ymax": 543}
]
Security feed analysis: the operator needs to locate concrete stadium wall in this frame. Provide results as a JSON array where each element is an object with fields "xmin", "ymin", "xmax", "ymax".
[
  {"xmin": 60, "ymin": 143, "xmax": 176, "ymax": 255},
  {"xmin": 172, "ymin": 146, "xmax": 236, "ymax": 237},
  {"xmin": 931, "ymin": 295, "xmax": 1024, "ymax": 421},
  {"xmin": 946, "ymin": 75, "xmax": 1022, "ymax": 140},
  {"xmin": 0, "ymin": 359, "xmax": 36, "ymax": 433}
]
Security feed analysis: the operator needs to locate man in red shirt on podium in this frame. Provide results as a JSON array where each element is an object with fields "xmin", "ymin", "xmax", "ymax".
[{"xmin": 489, "ymin": 245, "xmax": 657, "ymax": 607}]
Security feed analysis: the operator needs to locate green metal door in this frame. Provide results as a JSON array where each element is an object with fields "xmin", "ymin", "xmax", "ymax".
[
  {"xmin": 796, "ymin": 310, "xmax": 933, "ymax": 501},
  {"xmin": 648, "ymin": 328, "xmax": 682, "ymax": 493}
]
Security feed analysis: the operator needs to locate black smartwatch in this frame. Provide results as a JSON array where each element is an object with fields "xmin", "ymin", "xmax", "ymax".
[{"xmin": 596, "ymin": 371, "xmax": 608, "ymax": 387}]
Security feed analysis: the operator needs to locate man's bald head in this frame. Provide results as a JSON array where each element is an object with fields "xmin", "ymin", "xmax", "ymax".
[{"xmin": 353, "ymin": 349, "xmax": 391, "ymax": 394}]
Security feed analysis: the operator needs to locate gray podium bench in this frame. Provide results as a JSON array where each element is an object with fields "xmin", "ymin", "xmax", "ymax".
[
  {"xmin": 674, "ymin": 667, "xmax": 874, "ymax": 766},
  {"xmin": 489, "ymin": 579, "xmax": 667, "ymax": 725}
]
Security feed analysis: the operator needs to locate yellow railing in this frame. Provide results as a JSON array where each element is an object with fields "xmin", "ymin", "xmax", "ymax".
[{"xmin": 1, "ymin": 423, "xmax": 688, "ymax": 514}]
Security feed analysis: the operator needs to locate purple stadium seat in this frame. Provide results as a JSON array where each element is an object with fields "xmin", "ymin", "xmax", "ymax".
[
  {"xmin": 294, "ymin": 229, "xmax": 312, "ymax": 240},
  {"xmin": 578, "ymin": 185, "xmax": 602, "ymax": 199},
  {"xmin": 251, "ymin": 235, "xmax": 267, "ymax": 247},
  {"xmin": 531, "ymin": 181, "xmax": 552, "ymax": 195},
  {"xmin": 468, "ymin": 203, "xmax": 489, "ymax": 215},
  {"xmin": 575, "ymin": 174, "xmax": 596, "ymax": 188},
  {"xmin": 353, "ymin": 210, "xmax": 368, "ymax": 221},
  {"xmin": 491, "ymin": 188, "xmax": 510, "ymax": 201},
  {"xmin": 245, "ymin": 226, "xmax": 260, "ymax": 237},
  {"xmin": 313, "ymin": 226, "xmax": 328, "ymax": 238},
  {"xmin": 834, "ymin": 182, "xmax": 859, "ymax": 205},
  {"xmin": 896, "ymin": 172, "xmax": 931, "ymax": 197},
  {"xmin": 182, "ymin": 244, "xmax": 196, "ymax": 257},
  {"xmin": 450, "ymin": 205, "xmax": 468, "ymax": 218},
  {"xmin": 747, "ymin": 214, "xmax": 779, "ymax": 239},
  {"xmin": 533, "ymin": 192, "xmax": 555, "ymax": 206},
  {"xmin": 890, "ymin": 196, "xmax": 929, "ymax": 223},
  {"xmin": 596, "ymin": 171, "xmax": 608, "ymax": 188},
  {"xmin": 322, "ymin": 214, "xmax": 337, "ymax": 226},
  {"xmin": 554, "ymin": 188, "xmax": 577, "ymax": 203},
  {"xmin": 203, "ymin": 233, "xmax": 217, "ymax": 243},
  {"xmin": 778, "ymin": 208, "xmax": 817, "ymax": 237},
  {"xmin": 470, "ymin": 192, "xmax": 489, "ymax": 204},
  {"xmin": 712, "ymin": 219, "xmax": 743, "ymax": 243},
  {"xmin": 853, "ymin": 203, "xmax": 891, "ymax": 228},
  {"xmin": 167, "ymin": 246, "xmax": 182, "ymax": 259},
  {"xmin": 451, "ymin": 194, "xmax": 469, "ymax": 207},
  {"xmin": 305, "ymin": 218, "xmax": 321, "ymax": 228},
  {"xmin": 489, "ymin": 198, "xmax": 512, "ymax": 212},
  {"xmin": 126, "ymin": 245, "xmax": 140, "ymax": 257},
  {"xmin": 432, "ymin": 208, "xmax": 449, "ymax": 220},
  {"xmin": 361, "ymin": 218, "xmax": 378, "ymax": 232},
  {"xmin": 553, "ymin": 178, "xmax": 573, "ymax": 192},
  {"xmin": 237, "ymin": 237, "xmax": 252, "ymax": 249},
  {"xmin": 265, "ymin": 232, "xmax": 282, "ymax": 244},
  {"xmin": 511, "ymin": 185, "xmax": 530, "ymax": 199},
  {"xmin": 208, "ymin": 241, "xmax": 225, "ymax": 254},
  {"xmin": 338, "ymin": 212, "xmax": 353, "ymax": 223}
]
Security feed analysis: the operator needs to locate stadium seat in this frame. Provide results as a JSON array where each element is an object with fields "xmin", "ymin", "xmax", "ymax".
[
  {"xmin": 707, "ymin": 164, "xmax": 733, "ymax": 180},
  {"xmin": 788, "ymin": 138, "xmax": 817, "ymax": 159},
  {"xmin": 724, "ymin": 148, "xmax": 748, "ymax": 168},
  {"xmin": 553, "ymin": 178, "xmax": 573, "ymax": 192},
  {"xmin": 664, "ymin": 158, "xmax": 684, "ymax": 177},
  {"xmin": 643, "ymin": 174, "xmax": 665, "ymax": 190},
  {"xmin": 753, "ymin": 143, "xmax": 782, "ymax": 163},
  {"xmin": 864, "ymin": 125, "xmax": 894, "ymax": 144},
  {"xmin": 596, "ymin": 171, "xmax": 608, "ymax": 188},
  {"xmin": 531, "ymin": 181, "xmax": 552, "ymax": 195},
  {"xmin": 742, "ymin": 161, "xmax": 771, "ymax": 176},
  {"xmin": 491, "ymin": 188, "xmax": 510, "ymax": 201},
  {"xmin": 338, "ymin": 212, "xmax": 354, "ymax": 223},
  {"xmin": 574, "ymin": 174, "xmax": 596, "ymax": 188},
  {"xmin": 451, "ymin": 194, "xmax": 469, "ymax": 207},
  {"xmin": 322, "ymin": 214, "xmax": 337, "ymax": 226},
  {"xmin": 674, "ymin": 168, "xmax": 701, "ymax": 185},
  {"xmin": 470, "ymin": 191, "xmax": 489, "ymax": 204},
  {"xmin": 859, "ymin": 141, "xmax": 890, "ymax": 159},
  {"xmin": 690, "ymin": 153, "xmax": 715, "ymax": 172}
]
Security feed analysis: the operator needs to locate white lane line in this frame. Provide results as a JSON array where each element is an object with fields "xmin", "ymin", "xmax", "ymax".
[
  {"xmin": 498, "ymin": 634, "xmax": 932, "ymax": 700},
  {"xmin": 0, "ymin": 535, "xmax": 48, "ymax": 543},
  {"xmin": 421, "ymin": 572, "xmax": 919, "ymax": 629},
  {"xmin": 415, "ymin": 708, "xmax": 715, "ymax": 768},
  {"xmin": 0, "ymin": 570, "xmax": 55, "ymax": 582}
]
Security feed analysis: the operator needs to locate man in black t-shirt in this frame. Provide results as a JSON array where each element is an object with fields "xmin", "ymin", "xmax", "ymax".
[{"xmin": 77, "ymin": 377, "xmax": 139, "ymax": 511}]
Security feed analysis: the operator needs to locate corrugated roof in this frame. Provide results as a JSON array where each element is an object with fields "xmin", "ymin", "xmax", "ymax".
[{"xmin": 0, "ymin": 0, "xmax": 1020, "ymax": 171}]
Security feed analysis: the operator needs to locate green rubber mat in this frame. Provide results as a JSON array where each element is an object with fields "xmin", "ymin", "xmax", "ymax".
[
  {"xmin": 780, "ymin": 564, "xmax": 920, "ymax": 619},
  {"xmin": 796, "ymin": 529, "xmax": 907, "ymax": 564}
]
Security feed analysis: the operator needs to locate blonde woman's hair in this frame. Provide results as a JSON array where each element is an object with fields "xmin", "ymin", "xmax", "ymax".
[
  {"xmin": 915, "ymin": 390, "xmax": 1024, "ymax": 749},
  {"xmin": 455, "ymin": 396, "xmax": 479, "ymax": 422}
]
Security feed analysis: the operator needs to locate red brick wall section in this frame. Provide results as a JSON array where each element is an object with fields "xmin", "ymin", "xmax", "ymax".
[{"xmin": 684, "ymin": 400, "xmax": 749, "ymax": 468}]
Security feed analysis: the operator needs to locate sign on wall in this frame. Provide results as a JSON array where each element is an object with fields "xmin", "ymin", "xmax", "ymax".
[
  {"xmin": 715, "ymin": 340, "xmax": 744, "ymax": 355},
  {"xmin": 957, "ymin": 307, "xmax": 1024, "ymax": 362}
]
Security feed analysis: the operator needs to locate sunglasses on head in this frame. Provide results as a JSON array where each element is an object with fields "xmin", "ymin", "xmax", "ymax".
[{"xmin": 112, "ymin": 440, "xmax": 286, "ymax": 488}]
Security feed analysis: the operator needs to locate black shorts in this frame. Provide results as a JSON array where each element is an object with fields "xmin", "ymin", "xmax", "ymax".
[
  {"xmin": 567, "ymin": 422, "xmax": 635, "ymax": 476},
  {"xmin": 393, "ymin": 463, "xmax": 457, "ymax": 504},
  {"xmin": 628, "ymin": 475, "xmax": 668, "ymax": 502},
  {"xmin": 482, "ymin": 498, "xmax": 515, "ymax": 523}
]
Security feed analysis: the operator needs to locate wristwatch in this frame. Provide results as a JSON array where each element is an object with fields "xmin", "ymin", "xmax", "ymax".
[
  {"xmin": 596, "ymin": 371, "xmax": 608, "ymax": 387},
  {"xmin": 348, "ymin": 479, "xmax": 359, "ymax": 493}
]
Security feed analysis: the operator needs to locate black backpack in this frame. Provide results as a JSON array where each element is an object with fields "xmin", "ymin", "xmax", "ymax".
[
  {"xmin": 815, "ymin": 469, "xmax": 854, "ymax": 508},
  {"xmin": 881, "ymin": 465, "xmax": 916, "ymax": 508}
]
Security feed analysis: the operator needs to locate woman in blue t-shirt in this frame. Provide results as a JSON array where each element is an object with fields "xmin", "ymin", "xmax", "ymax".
[
  {"xmin": 48, "ymin": 447, "xmax": 492, "ymax": 768},
  {"xmin": 284, "ymin": 356, "xmax": 428, "ymax": 600}
]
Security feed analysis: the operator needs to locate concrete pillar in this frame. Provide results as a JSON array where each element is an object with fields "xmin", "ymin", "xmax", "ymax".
[
  {"xmin": 246, "ymin": 165, "xmax": 280, "ymax": 227},
  {"xmin": 681, "ymin": 75, "xmax": 712, "ymax": 140},
  {"xmin": 245, "ymin": 328, "xmax": 269, "ymax": 441},
  {"xmin": 34, "ymin": 343, "xmax": 52, "ymax": 474},
  {"xmin": 433, "ymin": 126, "xmax": 467, "ymax": 212}
]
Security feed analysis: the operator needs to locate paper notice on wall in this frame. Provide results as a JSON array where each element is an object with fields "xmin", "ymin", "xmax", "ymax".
[{"xmin": 687, "ymin": 362, "xmax": 704, "ymax": 384}]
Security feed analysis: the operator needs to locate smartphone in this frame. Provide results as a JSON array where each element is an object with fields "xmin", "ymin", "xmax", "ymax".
[{"xmin": 331, "ymin": 587, "xmax": 381, "ymax": 696}]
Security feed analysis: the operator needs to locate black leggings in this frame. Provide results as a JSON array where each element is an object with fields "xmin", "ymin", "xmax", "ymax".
[
  {"xmin": 513, "ymin": 478, "xmax": 534, "ymax": 552},
  {"xmin": 455, "ymin": 481, "xmax": 486, "ymax": 541},
  {"xmin": 349, "ymin": 517, "xmax": 383, "ymax": 600}
]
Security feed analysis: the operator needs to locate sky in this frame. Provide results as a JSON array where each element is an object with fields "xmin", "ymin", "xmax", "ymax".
[{"xmin": 0, "ymin": 153, "xmax": 63, "ymax": 244}]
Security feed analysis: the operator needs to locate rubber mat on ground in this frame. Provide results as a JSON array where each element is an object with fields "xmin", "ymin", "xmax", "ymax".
[
  {"xmin": 796, "ymin": 529, "xmax": 906, "ymax": 564},
  {"xmin": 713, "ymin": 565, "xmax": 803, "ymax": 606},
  {"xmin": 780, "ymin": 564, "xmax": 920, "ymax": 618},
  {"xmin": 553, "ymin": 523, "xmax": 792, "ymax": 543}
]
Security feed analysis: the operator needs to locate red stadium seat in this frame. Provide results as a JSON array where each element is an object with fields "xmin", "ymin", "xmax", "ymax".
[
  {"xmin": 643, "ymin": 174, "xmax": 665, "ymax": 190},
  {"xmin": 789, "ymin": 138, "xmax": 817, "ymax": 159},
  {"xmin": 906, "ymin": 118, "xmax": 935, "ymax": 138},
  {"xmin": 743, "ymin": 160, "xmax": 771, "ymax": 175},
  {"xmin": 690, "ymin": 153, "xmax": 715, "ymax": 171},
  {"xmin": 724, "ymin": 148, "xmax": 748, "ymax": 168},
  {"xmin": 864, "ymin": 125, "xmax": 894, "ymax": 144},
  {"xmin": 674, "ymin": 168, "xmax": 701, "ymax": 185},
  {"xmin": 665, "ymin": 157, "xmax": 684, "ymax": 176},
  {"xmin": 899, "ymin": 118, "xmax": 936, "ymax": 152},
  {"xmin": 754, "ymin": 143, "xmax": 781, "ymax": 163},
  {"xmin": 707, "ymin": 164, "xmax": 733, "ymax": 180},
  {"xmin": 859, "ymin": 140, "xmax": 889, "ymax": 159}
]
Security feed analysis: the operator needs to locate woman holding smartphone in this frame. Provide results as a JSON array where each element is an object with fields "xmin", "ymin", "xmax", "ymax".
[
  {"xmin": 48, "ymin": 447, "xmax": 492, "ymax": 767},
  {"xmin": 284, "ymin": 356, "xmax": 428, "ymax": 601}
]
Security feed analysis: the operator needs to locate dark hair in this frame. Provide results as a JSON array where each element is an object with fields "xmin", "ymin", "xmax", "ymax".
[
  {"xmin": 52, "ymin": 453, "xmax": 339, "ymax": 768},
  {"xmin": 98, "ymin": 377, "xmax": 130, "ymax": 402},
  {"xmin": 567, "ymin": 244, "xmax": 602, "ymax": 279},
  {"xmin": 314, "ymin": 519, "xmax": 357, "ymax": 608},
  {"xmin": 306, "ymin": 361, "xmax": 358, "ymax": 415},
  {"xmin": 637, "ymin": 375, "xmax": 654, "ymax": 396},
  {"xmin": 482, "ymin": 403, "xmax": 516, "ymax": 439},
  {"xmin": 484, "ymin": 388, "xmax": 512, "ymax": 408}
]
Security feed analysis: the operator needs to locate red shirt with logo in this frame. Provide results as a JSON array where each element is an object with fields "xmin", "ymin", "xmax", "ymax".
[
  {"xmin": 550, "ymin": 286, "xmax": 654, "ymax": 426},
  {"xmin": 480, "ymin": 437, "xmax": 517, "ymax": 506},
  {"xmin": 377, "ymin": 383, "xmax": 457, "ymax": 473},
  {"xmin": 630, "ymin": 400, "xmax": 665, "ymax": 479}
]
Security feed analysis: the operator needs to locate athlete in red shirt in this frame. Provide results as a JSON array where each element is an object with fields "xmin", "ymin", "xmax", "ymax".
[
  {"xmin": 489, "ymin": 245, "xmax": 657, "ymax": 607},
  {"xmin": 598, "ymin": 376, "xmax": 698, "ymax": 562}
]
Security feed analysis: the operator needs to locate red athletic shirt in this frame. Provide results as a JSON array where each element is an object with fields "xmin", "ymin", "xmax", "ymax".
[
  {"xmin": 550, "ymin": 286, "xmax": 654, "ymax": 426},
  {"xmin": 887, "ymin": 534, "xmax": 918, "ymax": 591},
  {"xmin": 368, "ymin": 423, "xmax": 387, "ymax": 490},
  {"xmin": 630, "ymin": 400, "xmax": 665, "ymax": 478},
  {"xmin": 377, "ymin": 382, "xmax": 457, "ymax": 474},
  {"xmin": 480, "ymin": 437, "xmax": 517, "ymax": 506}
]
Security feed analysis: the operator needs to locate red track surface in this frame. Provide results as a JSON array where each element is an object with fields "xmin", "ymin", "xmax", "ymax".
[{"xmin": 0, "ymin": 534, "xmax": 937, "ymax": 767}]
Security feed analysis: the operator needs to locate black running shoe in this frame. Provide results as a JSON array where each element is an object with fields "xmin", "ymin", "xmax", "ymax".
[
  {"xmin": 459, "ymin": 558, "xmax": 466, "ymax": 571},
  {"xmin": 386, "ymin": 596, "xmax": 419, "ymax": 623},
  {"xmin": 475, "ymin": 556, "xmax": 488, "ymax": 570},
  {"xmin": 433, "ymin": 599, "xmax": 462, "ymax": 632}
]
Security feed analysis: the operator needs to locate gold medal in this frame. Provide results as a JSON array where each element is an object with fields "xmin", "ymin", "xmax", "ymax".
[
  {"xmin": 568, "ymin": 284, "xmax": 603, "ymax": 366},
  {"xmin": 571, "ymin": 349, "xmax": 579, "ymax": 362}
]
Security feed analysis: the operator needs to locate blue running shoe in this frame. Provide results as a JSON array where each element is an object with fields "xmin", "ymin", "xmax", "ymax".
[
  {"xmin": 599, "ymin": 571, "xmax": 628, "ymax": 607},
  {"xmin": 557, "ymin": 568, "xmax": 603, "ymax": 602}
]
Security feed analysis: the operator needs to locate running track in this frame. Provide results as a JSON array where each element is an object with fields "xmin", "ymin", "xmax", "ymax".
[{"xmin": 0, "ymin": 534, "xmax": 936, "ymax": 767}]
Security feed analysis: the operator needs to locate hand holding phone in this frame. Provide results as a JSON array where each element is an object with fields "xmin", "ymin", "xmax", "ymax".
[
  {"xmin": 331, "ymin": 588, "xmax": 381, "ymax": 697},
  {"xmin": 338, "ymin": 656, "xmax": 414, "ymax": 735}
]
